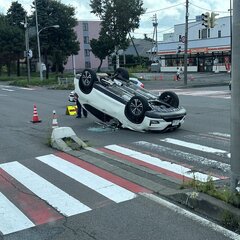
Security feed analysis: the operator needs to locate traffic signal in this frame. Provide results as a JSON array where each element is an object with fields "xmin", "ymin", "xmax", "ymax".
[
  {"xmin": 177, "ymin": 46, "xmax": 181, "ymax": 54},
  {"xmin": 201, "ymin": 12, "xmax": 210, "ymax": 28},
  {"xmin": 210, "ymin": 12, "xmax": 219, "ymax": 28},
  {"xmin": 27, "ymin": 50, "xmax": 32, "ymax": 58}
]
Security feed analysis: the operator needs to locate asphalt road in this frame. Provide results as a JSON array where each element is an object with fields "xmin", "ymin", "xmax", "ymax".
[{"xmin": 0, "ymin": 82, "xmax": 236, "ymax": 240}]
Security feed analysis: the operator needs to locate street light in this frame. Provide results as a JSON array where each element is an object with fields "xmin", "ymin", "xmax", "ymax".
[
  {"xmin": 36, "ymin": 24, "xmax": 59, "ymax": 80},
  {"xmin": 35, "ymin": 0, "xmax": 59, "ymax": 80}
]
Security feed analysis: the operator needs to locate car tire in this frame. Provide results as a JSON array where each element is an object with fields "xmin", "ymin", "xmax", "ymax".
[
  {"xmin": 125, "ymin": 96, "xmax": 149, "ymax": 124},
  {"xmin": 79, "ymin": 69, "xmax": 97, "ymax": 94},
  {"xmin": 114, "ymin": 68, "xmax": 129, "ymax": 81},
  {"xmin": 159, "ymin": 91, "xmax": 179, "ymax": 108}
]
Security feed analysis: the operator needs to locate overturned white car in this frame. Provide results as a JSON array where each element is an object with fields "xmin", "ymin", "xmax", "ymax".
[{"xmin": 74, "ymin": 68, "xmax": 186, "ymax": 132}]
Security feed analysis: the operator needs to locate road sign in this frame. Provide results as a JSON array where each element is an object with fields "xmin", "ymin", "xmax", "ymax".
[{"xmin": 181, "ymin": 36, "xmax": 185, "ymax": 43}]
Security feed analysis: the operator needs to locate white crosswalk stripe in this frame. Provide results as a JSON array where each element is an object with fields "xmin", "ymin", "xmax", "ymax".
[
  {"xmin": 134, "ymin": 141, "xmax": 230, "ymax": 173},
  {"xmin": 101, "ymin": 132, "xmax": 230, "ymax": 184},
  {"xmin": 0, "ymin": 192, "xmax": 35, "ymax": 235},
  {"xmin": 104, "ymin": 144, "xmax": 219, "ymax": 182},
  {"xmin": 36, "ymin": 154, "xmax": 136, "ymax": 203},
  {"xmin": 152, "ymin": 89, "xmax": 231, "ymax": 99},
  {"xmin": 0, "ymin": 153, "xmax": 141, "ymax": 235},
  {"xmin": 160, "ymin": 138, "xmax": 230, "ymax": 158},
  {"xmin": 1, "ymin": 161, "xmax": 91, "ymax": 217},
  {"xmin": 0, "ymin": 85, "xmax": 35, "ymax": 92}
]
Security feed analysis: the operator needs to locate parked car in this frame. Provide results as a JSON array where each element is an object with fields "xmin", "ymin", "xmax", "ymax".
[
  {"xmin": 74, "ymin": 68, "xmax": 186, "ymax": 132},
  {"xmin": 129, "ymin": 77, "xmax": 144, "ymax": 88}
]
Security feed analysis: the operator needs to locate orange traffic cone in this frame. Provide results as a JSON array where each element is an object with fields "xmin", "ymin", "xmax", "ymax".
[
  {"xmin": 52, "ymin": 110, "xmax": 58, "ymax": 128},
  {"xmin": 31, "ymin": 104, "xmax": 41, "ymax": 123}
]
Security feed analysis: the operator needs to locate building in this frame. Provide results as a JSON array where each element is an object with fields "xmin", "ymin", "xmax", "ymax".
[
  {"xmin": 64, "ymin": 20, "xmax": 109, "ymax": 73},
  {"xmin": 149, "ymin": 15, "xmax": 231, "ymax": 72},
  {"xmin": 122, "ymin": 38, "xmax": 153, "ymax": 58}
]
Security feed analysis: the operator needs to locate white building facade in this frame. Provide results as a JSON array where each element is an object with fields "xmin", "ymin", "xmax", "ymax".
[{"xmin": 152, "ymin": 15, "xmax": 231, "ymax": 72}]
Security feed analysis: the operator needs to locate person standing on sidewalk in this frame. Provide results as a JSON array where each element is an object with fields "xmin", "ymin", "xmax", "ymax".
[
  {"xmin": 176, "ymin": 67, "xmax": 181, "ymax": 81},
  {"xmin": 74, "ymin": 93, "xmax": 88, "ymax": 118}
]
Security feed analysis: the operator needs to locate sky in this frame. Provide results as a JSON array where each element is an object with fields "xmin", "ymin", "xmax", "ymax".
[{"xmin": 0, "ymin": 0, "xmax": 231, "ymax": 40}]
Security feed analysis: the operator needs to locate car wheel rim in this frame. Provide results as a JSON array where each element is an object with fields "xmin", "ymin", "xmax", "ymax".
[
  {"xmin": 130, "ymin": 99, "xmax": 143, "ymax": 116},
  {"xmin": 82, "ymin": 71, "xmax": 91, "ymax": 86}
]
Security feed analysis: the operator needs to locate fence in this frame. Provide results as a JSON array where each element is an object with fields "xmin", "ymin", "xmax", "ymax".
[{"xmin": 57, "ymin": 77, "xmax": 74, "ymax": 85}]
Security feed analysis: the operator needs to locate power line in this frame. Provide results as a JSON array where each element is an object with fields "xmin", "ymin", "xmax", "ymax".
[
  {"xmin": 189, "ymin": 1, "xmax": 229, "ymax": 14},
  {"xmin": 144, "ymin": 2, "xmax": 185, "ymax": 15}
]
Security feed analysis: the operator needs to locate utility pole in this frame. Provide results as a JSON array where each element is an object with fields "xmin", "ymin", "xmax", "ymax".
[
  {"xmin": 230, "ymin": 0, "xmax": 240, "ymax": 191},
  {"xmin": 183, "ymin": 0, "xmax": 189, "ymax": 85},
  {"xmin": 151, "ymin": 14, "xmax": 158, "ymax": 62},
  {"xmin": 35, "ymin": 0, "xmax": 43, "ymax": 80},
  {"xmin": 229, "ymin": 0, "xmax": 233, "ymax": 80},
  {"xmin": 24, "ymin": 15, "xmax": 30, "ymax": 83}
]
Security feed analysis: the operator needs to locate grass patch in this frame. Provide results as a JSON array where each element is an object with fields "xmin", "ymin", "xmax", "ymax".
[
  {"xmin": 10, "ymin": 78, "xmax": 58, "ymax": 87},
  {"xmin": 221, "ymin": 211, "xmax": 240, "ymax": 233},
  {"xmin": 62, "ymin": 137, "xmax": 82, "ymax": 151},
  {"xmin": 182, "ymin": 177, "xmax": 240, "ymax": 232},
  {"xmin": 181, "ymin": 176, "xmax": 240, "ymax": 208},
  {"xmin": 127, "ymin": 65, "xmax": 149, "ymax": 73}
]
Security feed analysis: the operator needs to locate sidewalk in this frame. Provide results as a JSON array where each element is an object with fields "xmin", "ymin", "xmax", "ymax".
[{"xmin": 133, "ymin": 72, "xmax": 231, "ymax": 89}]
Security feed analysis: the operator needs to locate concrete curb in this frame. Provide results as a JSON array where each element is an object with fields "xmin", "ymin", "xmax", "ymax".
[
  {"xmin": 168, "ymin": 191, "xmax": 240, "ymax": 231},
  {"xmin": 51, "ymin": 127, "xmax": 87, "ymax": 152}
]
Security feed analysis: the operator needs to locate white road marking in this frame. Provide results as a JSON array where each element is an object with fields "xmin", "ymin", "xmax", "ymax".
[
  {"xmin": 18, "ymin": 87, "xmax": 35, "ymax": 90},
  {"xmin": 104, "ymin": 145, "xmax": 219, "ymax": 182},
  {"xmin": 134, "ymin": 141, "xmax": 230, "ymax": 173},
  {"xmin": 153, "ymin": 89, "xmax": 231, "ymax": 99},
  {"xmin": 36, "ymin": 154, "xmax": 136, "ymax": 203},
  {"xmin": 160, "ymin": 138, "xmax": 229, "ymax": 158},
  {"xmin": 141, "ymin": 193, "xmax": 240, "ymax": 240},
  {"xmin": 0, "ymin": 161, "xmax": 91, "ymax": 216},
  {"xmin": 0, "ymin": 192, "xmax": 35, "ymax": 235},
  {"xmin": 1, "ymin": 88, "xmax": 14, "ymax": 92},
  {"xmin": 210, "ymin": 132, "xmax": 231, "ymax": 138}
]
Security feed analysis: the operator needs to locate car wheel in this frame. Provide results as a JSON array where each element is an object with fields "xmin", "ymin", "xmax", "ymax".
[
  {"xmin": 114, "ymin": 68, "xmax": 129, "ymax": 81},
  {"xmin": 79, "ymin": 69, "xmax": 97, "ymax": 94},
  {"xmin": 159, "ymin": 91, "xmax": 179, "ymax": 108},
  {"xmin": 125, "ymin": 96, "xmax": 149, "ymax": 124}
]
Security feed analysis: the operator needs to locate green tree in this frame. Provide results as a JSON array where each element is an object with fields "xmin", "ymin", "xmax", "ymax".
[
  {"xmin": 6, "ymin": 2, "xmax": 26, "ymax": 76},
  {"xmin": 90, "ymin": 0, "xmax": 145, "ymax": 57},
  {"xmin": 31, "ymin": 0, "xmax": 79, "ymax": 76},
  {"xmin": 6, "ymin": 1, "xmax": 26, "ymax": 28},
  {"xmin": 90, "ymin": 34, "xmax": 115, "ymax": 71},
  {"xmin": 0, "ymin": 14, "xmax": 24, "ymax": 76}
]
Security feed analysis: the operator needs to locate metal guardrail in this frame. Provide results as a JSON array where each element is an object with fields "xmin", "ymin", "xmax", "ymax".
[{"xmin": 57, "ymin": 77, "xmax": 74, "ymax": 85}]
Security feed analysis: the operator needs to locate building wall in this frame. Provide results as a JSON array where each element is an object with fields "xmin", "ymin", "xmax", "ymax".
[
  {"xmin": 64, "ymin": 20, "xmax": 109, "ymax": 73},
  {"xmin": 172, "ymin": 16, "xmax": 230, "ymax": 42},
  {"xmin": 155, "ymin": 16, "xmax": 231, "ymax": 72}
]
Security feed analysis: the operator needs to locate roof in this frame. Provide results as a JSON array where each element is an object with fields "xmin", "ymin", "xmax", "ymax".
[
  {"xmin": 148, "ymin": 36, "xmax": 230, "ymax": 55},
  {"xmin": 122, "ymin": 39, "xmax": 153, "ymax": 57}
]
